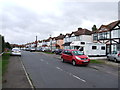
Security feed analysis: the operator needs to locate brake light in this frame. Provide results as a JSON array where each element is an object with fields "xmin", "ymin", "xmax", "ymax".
[{"xmin": 118, "ymin": 53, "xmax": 120, "ymax": 57}]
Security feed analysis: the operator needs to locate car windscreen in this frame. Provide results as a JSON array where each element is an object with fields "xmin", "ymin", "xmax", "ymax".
[
  {"xmin": 12, "ymin": 49, "xmax": 20, "ymax": 51},
  {"xmin": 72, "ymin": 51, "xmax": 84, "ymax": 55}
]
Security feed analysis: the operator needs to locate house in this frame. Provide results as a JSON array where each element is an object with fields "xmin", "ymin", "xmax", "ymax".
[
  {"xmin": 51, "ymin": 37, "xmax": 57, "ymax": 51},
  {"xmin": 70, "ymin": 28, "xmax": 92, "ymax": 49},
  {"xmin": 37, "ymin": 40, "xmax": 42, "ymax": 48},
  {"xmin": 92, "ymin": 20, "xmax": 120, "ymax": 55},
  {"xmin": 63, "ymin": 28, "xmax": 92, "ymax": 50},
  {"xmin": 55, "ymin": 34, "xmax": 65, "ymax": 49},
  {"xmin": 62, "ymin": 33, "xmax": 72, "ymax": 49}
]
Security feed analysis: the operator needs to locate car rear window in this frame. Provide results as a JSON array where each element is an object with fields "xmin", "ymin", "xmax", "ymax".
[
  {"xmin": 72, "ymin": 51, "xmax": 84, "ymax": 55},
  {"xmin": 12, "ymin": 49, "xmax": 20, "ymax": 51}
]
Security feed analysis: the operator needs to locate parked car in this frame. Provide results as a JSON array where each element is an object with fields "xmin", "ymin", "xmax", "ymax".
[
  {"xmin": 54, "ymin": 49, "xmax": 64, "ymax": 55},
  {"xmin": 11, "ymin": 48, "xmax": 21, "ymax": 56},
  {"xmin": 61, "ymin": 49, "xmax": 90, "ymax": 66},
  {"xmin": 30, "ymin": 47, "xmax": 36, "ymax": 52},
  {"xmin": 107, "ymin": 51, "xmax": 120, "ymax": 62}
]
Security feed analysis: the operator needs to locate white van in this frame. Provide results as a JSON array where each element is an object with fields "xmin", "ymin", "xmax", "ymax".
[{"xmin": 70, "ymin": 41, "xmax": 106, "ymax": 56}]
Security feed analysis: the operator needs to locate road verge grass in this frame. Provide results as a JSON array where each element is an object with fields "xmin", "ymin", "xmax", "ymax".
[
  {"xmin": 1, "ymin": 53, "xmax": 10, "ymax": 75},
  {"xmin": 90, "ymin": 59, "xmax": 104, "ymax": 64},
  {"xmin": 43, "ymin": 52, "xmax": 54, "ymax": 54}
]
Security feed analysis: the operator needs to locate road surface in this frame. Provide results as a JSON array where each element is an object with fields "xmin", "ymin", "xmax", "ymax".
[{"xmin": 20, "ymin": 51, "xmax": 118, "ymax": 88}]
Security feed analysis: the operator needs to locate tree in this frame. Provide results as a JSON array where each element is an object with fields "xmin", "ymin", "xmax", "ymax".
[
  {"xmin": 5, "ymin": 42, "xmax": 12, "ymax": 49},
  {"xmin": 2, "ymin": 36, "xmax": 5, "ymax": 52},
  {"xmin": 0, "ymin": 35, "xmax": 2, "ymax": 53},
  {"xmin": 92, "ymin": 25, "xmax": 97, "ymax": 31}
]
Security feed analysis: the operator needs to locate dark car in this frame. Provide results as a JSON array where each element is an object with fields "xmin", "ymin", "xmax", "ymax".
[{"xmin": 54, "ymin": 49, "xmax": 64, "ymax": 55}]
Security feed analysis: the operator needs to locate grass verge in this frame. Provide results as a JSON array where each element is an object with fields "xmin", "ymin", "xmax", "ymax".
[
  {"xmin": 1, "ymin": 53, "xmax": 10, "ymax": 75},
  {"xmin": 90, "ymin": 59, "xmax": 104, "ymax": 64},
  {"xmin": 43, "ymin": 52, "xmax": 54, "ymax": 54}
]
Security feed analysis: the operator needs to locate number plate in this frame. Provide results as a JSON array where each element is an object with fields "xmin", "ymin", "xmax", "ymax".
[{"xmin": 83, "ymin": 61, "xmax": 88, "ymax": 62}]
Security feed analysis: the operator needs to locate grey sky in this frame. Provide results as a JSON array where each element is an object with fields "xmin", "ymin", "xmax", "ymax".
[{"xmin": 0, "ymin": 0, "xmax": 119, "ymax": 44}]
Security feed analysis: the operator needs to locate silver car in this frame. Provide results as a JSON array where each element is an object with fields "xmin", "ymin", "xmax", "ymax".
[{"xmin": 107, "ymin": 51, "xmax": 120, "ymax": 62}]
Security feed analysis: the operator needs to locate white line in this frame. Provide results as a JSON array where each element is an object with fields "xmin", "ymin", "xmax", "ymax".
[
  {"xmin": 56, "ymin": 67, "xmax": 63, "ymax": 71},
  {"xmin": 72, "ymin": 75, "xmax": 86, "ymax": 82},
  {"xmin": 40, "ymin": 59, "xmax": 44, "ymax": 61},
  {"xmin": 56, "ymin": 67, "xmax": 86, "ymax": 83},
  {"xmin": 46, "ymin": 62, "xmax": 49, "ymax": 64},
  {"xmin": 19, "ymin": 57, "xmax": 35, "ymax": 89}
]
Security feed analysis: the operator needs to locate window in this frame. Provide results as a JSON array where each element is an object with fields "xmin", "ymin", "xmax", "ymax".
[
  {"xmin": 64, "ymin": 50, "xmax": 68, "ymax": 54},
  {"xmin": 72, "ymin": 51, "xmax": 84, "ymax": 55},
  {"xmin": 81, "ymin": 42, "xmax": 85, "ymax": 45},
  {"xmin": 99, "ymin": 33, "xmax": 104, "ymax": 39},
  {"xmin": 67, "ymin": 51, "xmax": 72, "ymax": 56},
  {"xmin": 101, "ymin": 46, "xmax": 105, "ymax": 50},
  {"xmin": 93, "ymin": 34, "xmax": 97, "ymax": 40},
  {"xmin": 92, "ymin": 46, "xmax": 97, "ymax": 50}
]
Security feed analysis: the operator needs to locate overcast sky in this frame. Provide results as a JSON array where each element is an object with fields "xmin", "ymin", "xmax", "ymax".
[{"xmin": 0, "ymin": 0, "xmax": 119, "ymax": 44}]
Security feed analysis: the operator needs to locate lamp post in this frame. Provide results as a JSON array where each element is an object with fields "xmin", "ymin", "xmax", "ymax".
[
  {"xmin": 35, "ymin": 36, "xmax": 37, "ymax": 51},
  {"xmin": 50, "ymin": 35, "xmax": 52, "ymax": 51}
]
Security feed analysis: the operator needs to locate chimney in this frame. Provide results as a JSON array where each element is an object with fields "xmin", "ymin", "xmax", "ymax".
[
  {"xmin": 78, "ymin": 27, "xmax": 82, "ymax": 31},
  {"xmin": 60, "ymin": 33, "xmax": 63, "ymax": 36}
]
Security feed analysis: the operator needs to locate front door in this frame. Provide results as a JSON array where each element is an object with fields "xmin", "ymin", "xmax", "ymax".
[{"xmin": 106, "ymin": 45, "xmax": 110, "ymax": 55}]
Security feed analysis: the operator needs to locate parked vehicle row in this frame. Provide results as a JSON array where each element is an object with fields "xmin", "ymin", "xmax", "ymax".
[
  {"xmin": 11, "ymin": 47, "xmax": 120, "ymax": 64},
  {"xmin": 52, "ymin": 49, "xmax": 64, "ymax": 55}
]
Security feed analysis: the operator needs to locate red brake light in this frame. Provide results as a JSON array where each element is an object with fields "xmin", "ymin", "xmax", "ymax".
[{"xmin": 118, "ymin": 53, "xmax": 120, "ymax": 57}]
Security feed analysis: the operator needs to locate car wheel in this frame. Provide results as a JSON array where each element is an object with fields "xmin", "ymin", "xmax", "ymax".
[
  {"xmin": 72, "ymin": 60, "xmax": 76, "ymax": 66},
  {"xmin": 62, "ymin": 58, "xmax": 65, "ymax": 62},
  {"xmin": 114, "ymin": 58, "xmax": 118, "ymax": 63},
  {"xmin": 107, "ymin": 56, "xmax": 110, "ymax": 61}
]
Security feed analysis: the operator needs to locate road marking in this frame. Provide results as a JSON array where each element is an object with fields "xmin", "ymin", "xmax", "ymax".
[
  {"xmin": 18, "ymin": 57, "xmax": 35, "ymax": 89},
  {"xmin": 46, "ymin": 62, "xmax": 49, "ymax": 64},
  {"xmin": 55, "ymin": 66, "xmax": 86, "ymax": 83},
  {"xmin": 56, "ymin": 67, "xmax": 63, "ymax": 71},
  {"xmin": 40, "ymin": 59, "xmax": 44, "ymax": 61},
  {"xmin": 72, "ymin": 74, "xmax": 86, "ymax": 82}
]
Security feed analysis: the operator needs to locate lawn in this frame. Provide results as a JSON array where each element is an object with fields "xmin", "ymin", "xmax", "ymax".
[{"xmin": 90, "ymin": 59, "xmax": 104, "ymax": 64}]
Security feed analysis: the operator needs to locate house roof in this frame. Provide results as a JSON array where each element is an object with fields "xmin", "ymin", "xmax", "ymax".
[
  {"xmin": 93, "ymin": 20, "xmax": 120, "ymax": 33},
  {"xmin": 72, "ymin": 28, "xmax": 92, "ymax": 36},
  {"xmin": 65, "ymin": 33, "xmax": 72, "ymax": 37},
  {"xmin": 55, "ymin": 34, "xmax": 65, "ymax": 40}
]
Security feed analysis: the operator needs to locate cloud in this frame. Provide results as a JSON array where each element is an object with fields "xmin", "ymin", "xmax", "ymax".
[{"xmin": 0, "ymin": 0, "xmax": 118, "ymax": 44}]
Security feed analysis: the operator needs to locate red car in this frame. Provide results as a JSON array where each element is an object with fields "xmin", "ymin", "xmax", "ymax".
[{"xmin": 61, "ymin": 49, "xmax": 90, "ymax": 66}]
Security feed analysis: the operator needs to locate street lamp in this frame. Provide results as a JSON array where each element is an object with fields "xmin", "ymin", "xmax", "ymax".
[
  {"xmin": 50, "ymin": 35, "xmax": 52, "ymax": 51},
  {"xmin": 35, "ymin": 36, "xmax": 37, "ymax": 51}
]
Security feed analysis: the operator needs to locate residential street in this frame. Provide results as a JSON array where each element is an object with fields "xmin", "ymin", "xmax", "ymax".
[{"xmin": 20, "ymin": 51, "xmax": 118, "ymax": 88}]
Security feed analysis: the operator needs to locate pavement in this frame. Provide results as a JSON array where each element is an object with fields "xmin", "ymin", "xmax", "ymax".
[
  {"xmin": 2, "ymin": 56, "xmax": 31, "ymax": 88},
  {"xmin": 20, "ymin": 51, "xmax": 118, "ymax": 88}
]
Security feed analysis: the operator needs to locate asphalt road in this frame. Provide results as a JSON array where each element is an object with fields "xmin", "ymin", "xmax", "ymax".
[{"xmin": 20, "ymin": 51, "xmax": 118, "ymax": 88}]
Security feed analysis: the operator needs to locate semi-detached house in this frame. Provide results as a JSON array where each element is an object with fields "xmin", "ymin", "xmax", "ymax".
[
  {"xmin": 63, "ymin": 28, "xmax": 92, "ymax": 50},
  {"xmin": 92, "ymin": 20, "xmax": 120, "ymax": 55}
]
